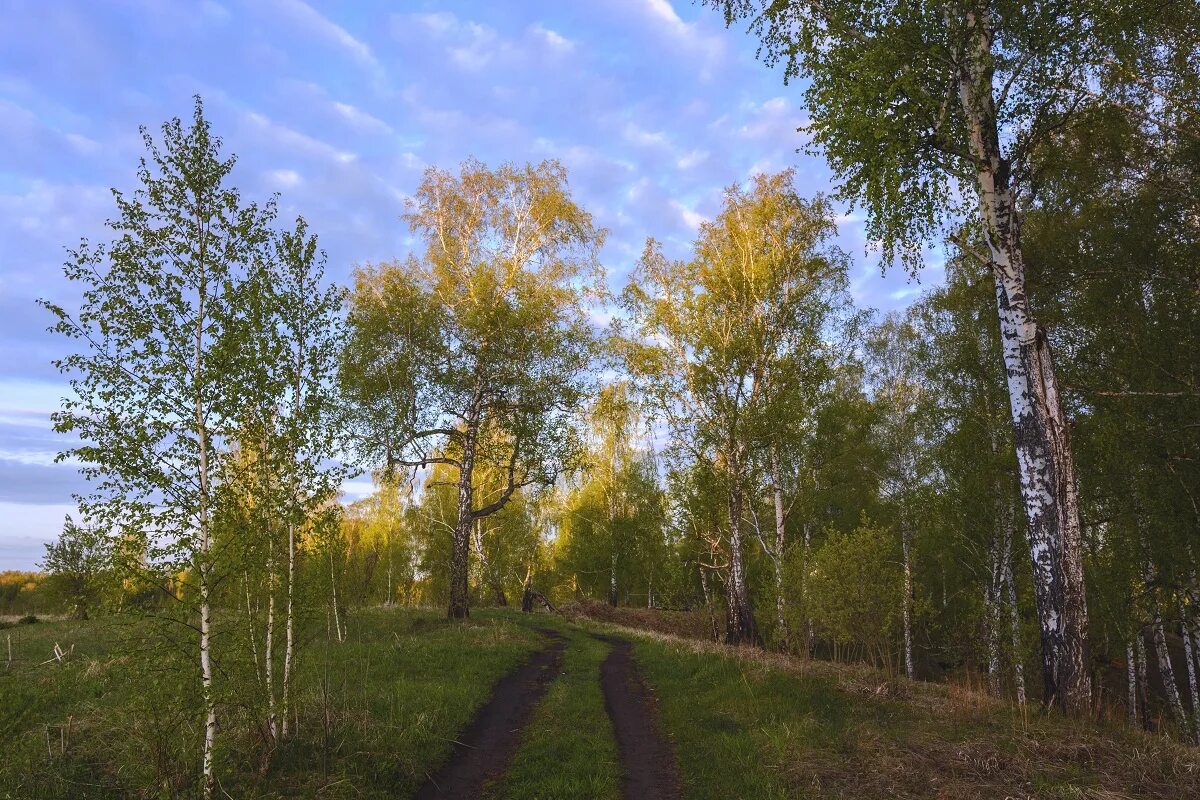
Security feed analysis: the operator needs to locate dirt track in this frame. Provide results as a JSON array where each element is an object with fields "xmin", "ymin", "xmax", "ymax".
[
  {"xmin": 412, "ymin": 626, "xmax": 681, "ymax": 800},
  {"xmin": 412, "ymin": 628, "xmax": 567, "ymax": 799},
  {"xmin": 595, "ymin": 634, "xmax": 683, "ymax": 800}
]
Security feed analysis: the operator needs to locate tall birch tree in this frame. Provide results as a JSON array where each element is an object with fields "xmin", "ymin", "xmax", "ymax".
[
  {"xmin": 341, "ymin": 159, "xmax": 603, "ymax": 619},
  {"xmin": 41, "ymin": 98, "xmax": 275, "ymax": 796},
  {"xmin": 621, "ymin": 171, "xmax": 850, "ymax": 644}
]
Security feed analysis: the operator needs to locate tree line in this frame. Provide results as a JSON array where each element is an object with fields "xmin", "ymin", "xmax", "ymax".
[{"xmin": 39, "ymin": 2, "xmax": 1200, "ymax": 793}]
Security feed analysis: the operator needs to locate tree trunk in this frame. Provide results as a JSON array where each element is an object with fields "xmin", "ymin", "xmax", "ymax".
[
  {"xmin": 770, "ymin": 446, "xmax": 789, "ymax": 651},
  {"xmin": 1136, "ymin": 633, "xmax": 1151, "ymax": 731},
  {"xmin": 330, "ymin": 549, "xmax": 344, "ymax": 642},
  {"xmin": 1127, "ymin": 640, "xmax": 1140, "ymax": 728},
  {"xmin": 1005, "ymin": 555, "xmax": 1027, "ymax": 705},
  {"xmin": 725, "ymin": 482, "xmax": 757, "ymax": 645},
  {"xmin": 265, "ymin": 538, "xmax": 277, "ymax": 740},
  {"xmin": 245, "ymin": 573, "xmax": 261, "ymax": 684},
  {"xmin": 959, "ymin": 12, "xmax": 1090, "ymax": 714},
  {"xmin": 194, "ymin": 277, "xmax": 216, "ymax": 800},
  {"xmin": 449, "ymin": 412, "xmax": 480, "ymax": 620},
  {"xmin": 902, "ymin": 523, "xmax": 915, "ymax": 681},
  {"xmin": 609, "ymin": 550, "xmax": 618, "ymax": 607},
  {"xmin": 699, "ymin": 563, "xmax": 719, "ymax": 642},
  {"xmin": 1151, "ymin": 598, "xmax": 1191, "ymax": 740},
  {"xmin": 1179, "ymin": 594, "xmax": 1200, "ymax": 731},
  {"xmin": 802, "ymin": 523, "xmax": 814, "ymax": 657},
  {"xmin": 281, "ymin": 521, "xmax": 296, "ymax": 736},
  {"xmin": 985, "ymin": 530, "xmax": 1003, "ymax": 696}
]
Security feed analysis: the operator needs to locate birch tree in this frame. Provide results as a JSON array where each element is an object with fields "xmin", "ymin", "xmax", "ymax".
[
  {"xmin": 342, "ymin": 159, "xmax": 603, "ymax": 619},
  {"xmin": 41, "ymin": 98, "xmax": 275, "ymax": 796},
  {"xmin": 621, "ymin": 171, "xmax": 850, "ymax": 644},
  {"xmin": 704, "ymin": 0, "xmax": 1193, "ymax": 712}
]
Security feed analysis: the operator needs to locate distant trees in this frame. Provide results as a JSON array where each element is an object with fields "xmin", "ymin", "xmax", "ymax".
[
  {"xmin": 622, "ymin": 170, "xmax": 852, "ymax": 644},
  {"xmin": 709, "ymin": 0, "xmax": 1197, "ymax": 715},
  {"xmin": 342, "ymin": 159, "xmax": 604, "ymax": 619},
  {"xmin": 554, "ymin": 383, "xmax": 668, "ymax": 608},
  {"xmin": 41, "ymin": 516, "xmax": 107, "ymax": 620}
]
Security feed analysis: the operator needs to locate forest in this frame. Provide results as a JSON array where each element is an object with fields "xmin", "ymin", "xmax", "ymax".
[{"xmin": 3, "ymin": 2, "xmax": 1199, "ymax": 798}]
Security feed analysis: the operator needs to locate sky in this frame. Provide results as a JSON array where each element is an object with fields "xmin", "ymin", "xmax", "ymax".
[{"xmin": 0, "ymin": 0, "xmax": 945, "ymax": 569}]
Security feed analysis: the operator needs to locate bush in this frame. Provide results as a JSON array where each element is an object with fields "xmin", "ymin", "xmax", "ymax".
[
  {"xmin": 803, "ymin": 520, "xmax": 902, "ymax": 669},
  {"xmin": 17, "ymin": 615, "xmax": 38, "ymax": 625}
]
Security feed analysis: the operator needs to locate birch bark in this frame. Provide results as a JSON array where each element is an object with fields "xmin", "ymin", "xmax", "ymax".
[
  {"xmin": 1127, "ymin": 640, "xmax": 1140, "ymax": 728},
  {"xmin": 959, "ymin": 11, "xmax": 1091, "ymax": 713},
  {"xmin": 725, "ymin": 479, "xmax": 757, "ymax": 644},
  {"xmin": 194, "ymin": 272, "xmax": 217, "ymax": 800},
  {"xmin": 770, "ymin": 446, "xmax": 789, "ymax": 651},
  {"xmin": 448, "ymin": 389, "xmax": 482, "ymax": 620},
  {"xmin": 901, "ymin": 523, "xmax": 914, "ymax": 680}
]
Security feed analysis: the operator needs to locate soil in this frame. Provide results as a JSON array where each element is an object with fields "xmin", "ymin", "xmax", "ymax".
[
  {"xmin": 412, "ymin": 628, "xmax": 567, "ymax": 799},
  {"xmin": 595, "ymin": 634, "xmax": 683, "ymax": 800}
]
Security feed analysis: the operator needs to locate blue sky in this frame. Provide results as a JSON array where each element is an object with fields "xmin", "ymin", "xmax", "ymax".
[{"xmin": 0, "ymin": 0, "xmax": 943, "ymax": 569}]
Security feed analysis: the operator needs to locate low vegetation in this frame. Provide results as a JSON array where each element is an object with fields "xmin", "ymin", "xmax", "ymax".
[{"xmin": 5, "ymin": 607, "xmax": 1198, "ymax": 799}]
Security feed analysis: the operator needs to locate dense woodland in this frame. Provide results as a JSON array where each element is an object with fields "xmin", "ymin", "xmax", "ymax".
[{"xmin": 12, "ymin": 1, "xmax": 1200, "ymax": 796}]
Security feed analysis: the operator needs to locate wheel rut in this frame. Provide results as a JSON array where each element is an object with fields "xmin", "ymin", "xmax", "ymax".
[
  {"xmin": 595, "ymin": 634, "xmax": 683, "ymax": 800},
  {"xmin": 412, "ymin": 628, "xmax": 566, "ymax": 800}
]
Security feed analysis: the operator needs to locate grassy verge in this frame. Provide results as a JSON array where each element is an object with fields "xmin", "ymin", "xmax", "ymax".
[
  {"xmin": 0, "ymin": 608, "xmax": 544, "ymax": 799},
  {"xmin": 621, "ymin": 628, "xmax": 1200, "ymax": 800},
  {"xmin": 494, "ymin": 623, "xmax": 621, "ymax": 800}
]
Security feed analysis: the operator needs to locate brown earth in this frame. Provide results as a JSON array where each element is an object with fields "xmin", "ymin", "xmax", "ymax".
[
  {"xmin": 412, "ymin": 628, "xmax": 566, "ymax": 799},
  {"xmin": 595, "ymin": 633, "xmax": 683, "ymax": 800}
]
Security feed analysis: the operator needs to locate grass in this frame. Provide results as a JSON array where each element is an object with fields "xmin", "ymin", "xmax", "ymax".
[
  {"xmin": 494, "ymin": 621, "xmax": 621, "ymax": 800},
  {"xmin": 0, "ymin": 608, "xmax": 544, "ymax": 799},
  {"xmin": 599, "ymin": 623, "xmax": 1200, "ymax": 800},
  {"xmin": 4, "ymin": 606, "xmax": 1199, "ymax": 799}
]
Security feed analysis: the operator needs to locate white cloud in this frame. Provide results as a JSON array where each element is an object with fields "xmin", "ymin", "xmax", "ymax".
[
  {"xmin": 271, "ymin": 0, "xmax": 381, "ymax": 75},
  {"xmin": 672, "ymin": 200, "xmax": 706, "ymax": 230},
  {"xmin": 529, "ymin": 23, "xmax": 574, "ymax": 53},
  {"xmin": 268, "ymin": 169, "xmax": 302, "ymax": 188},
  {"xmin": 624, "ymin": 0, "xmax": 727, "ymax": 66},
  {"xmin": 622, "ymin": 121, "xmax": 668, "ymax": 148},
  {"xmin": 409, "ymin": 11, "xmax": 457, "ymax": 35},
  {"xmin": 331, "ymin": 101, "xmax": 393, "ymax": 135},
  {"xmin": 675, "ymin": 148, "xmax": 708, "ymax": 170},
  {"xmin": 241, "ymin": 110, "xmax": 357, "ymax": 165}
]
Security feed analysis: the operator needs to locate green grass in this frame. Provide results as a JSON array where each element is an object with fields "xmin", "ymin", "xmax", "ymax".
[
  {"xmin": 0, "ymin": 608, "xmax": 545, "ymax": 799},
  {"xmin": 5, "ymin": 608, "xmax": 1198, "ymax": 799},
  {"xmin": 494, "ymin": 623, "xmax": 621, "ymax": 800},
  {"xmin": 616, "ymin": 628, "xmax": 1199, "ymax": 800}
]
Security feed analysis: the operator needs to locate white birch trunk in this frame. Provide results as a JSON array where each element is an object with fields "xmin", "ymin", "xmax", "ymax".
[
  {"xmin": 282, "ymin": 521, "xmax": 295, "ymax": 736},
  {"xmin": 699, "ymin": 563, "xmax": 719, "ymax": 642},
  {"xmin": 265, "ymin": 538, "xmax": 277, "ymax": 739},
  {"xmin": 1127, "ymin": 640, "xmax": 1140, "ymax": 728},
  {"xmin": 330, "ymin": 549, "xmax": 344, "ymax": 642},
  {"xmin": 902, "ymin": 524, "xmax": 914, "ymax": 681},
  {"xmin": 770, "ymin": 446, "xmax": 789, "ymax": 651},
  {"xmin": 959, "ymin": 10, "xmax": 1090, "ymax": 713},
  {"xmin": 1005, "ymin": 556, "xmax": 1027, "ymax": 705},
  {"xmin": 725, "ymin": 479, "xmax": 757, "ymax": 644},
  {"xmin": 1179, "ymin": 594, "xmax": 1200, "ymax": 735},
  {"xmin": 1135, "ymin": 633, "xmax": 1150, "ymax": 731},
  {"xmin": 245, "ymin": 573, "xmax": 261, "ymax": 684},
  {"xmin": 1146, "ymin": 562, "xmax": 1191, "ymax": 740},
  {"xmin": 803, "ymin": 523, "xmax": 814, "ymax": 657},
  {"xmin": 195, "ymin": 294, "xmax": 217, "ymax": 799}
]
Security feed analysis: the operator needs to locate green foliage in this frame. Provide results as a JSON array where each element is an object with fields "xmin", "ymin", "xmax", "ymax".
[
  {"xmin": 804, "ymin": 520, "xmax": 903, "ymax": 667},
  {"xmin": 40, "ymin": 516, "xmax": 108, "ymax": 620}
]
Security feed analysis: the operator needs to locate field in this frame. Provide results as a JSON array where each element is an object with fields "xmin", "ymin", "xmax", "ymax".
[{"xmin": 2, "ymin": 606, "xmax": 1198, "ymax": 799}]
